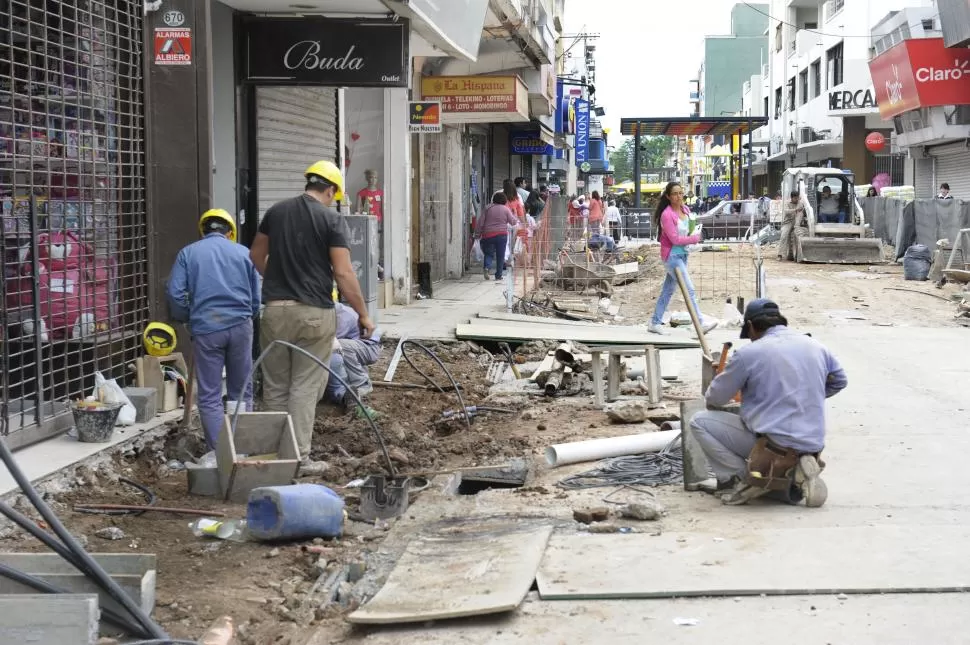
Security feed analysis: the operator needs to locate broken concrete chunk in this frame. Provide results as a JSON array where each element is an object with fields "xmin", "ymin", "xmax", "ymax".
[
  {"xmin": 606, "ymin": 400, "xmax": 649, "ymax": 424},
  {"xmin": 573, "ymin": 507, "xmax": 611, "ymax": 524},
  {"xmin": 619, "ymin": 502, "xmax": 665, "ymax": 521}
]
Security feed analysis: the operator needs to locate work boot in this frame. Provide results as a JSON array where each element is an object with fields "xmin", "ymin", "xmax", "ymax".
[
  {"xmin": 298, "ymin": 456, "xmax": 330, "ymax": 477},
  {"xmin": 720, "ymin": 480, "xmax": 768, "ymax": 506},
  {"xmin": 795, "ymin": 455, "xmax": 828, "ymax": 508}
]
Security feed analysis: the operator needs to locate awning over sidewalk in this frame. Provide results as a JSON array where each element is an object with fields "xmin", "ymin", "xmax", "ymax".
[{"xmin": 620, "ymin": 116, "xmax": 769, "ymax": 137}]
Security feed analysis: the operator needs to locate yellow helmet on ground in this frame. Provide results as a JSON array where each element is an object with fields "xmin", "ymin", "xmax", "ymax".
[
  {"xmin": 143, "ymin": 322, "xmax": 177, "ymax": 357},
  {"xmin": 199, "ymin": 208, "xmax": 238, "ymax": 243},
  {"xmin": 304, "ymin": 160, "xmax": 344, "ymax": 201}
]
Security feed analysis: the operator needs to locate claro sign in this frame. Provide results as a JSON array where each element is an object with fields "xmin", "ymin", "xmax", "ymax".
[{"xmin": 869, "ymin": 37, "xmax": 970, "ymax": 120}]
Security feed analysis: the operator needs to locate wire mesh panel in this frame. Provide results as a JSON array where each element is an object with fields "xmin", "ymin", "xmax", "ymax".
[{"xmin": 0, "ymin": 0, "xmax": 147, "ymax": 445}]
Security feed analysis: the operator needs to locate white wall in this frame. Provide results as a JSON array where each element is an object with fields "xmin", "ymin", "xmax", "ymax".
[
  {"xmin": 383, "ymin": 87, "xmax": 412, "ymax": 304},
  {"xmin": 343, "ymin": 88, "xmax": 385, "ymax": 208},
  {"xmin": 211, "ymin": 1, "xmax": 237, "ymax": 216}
]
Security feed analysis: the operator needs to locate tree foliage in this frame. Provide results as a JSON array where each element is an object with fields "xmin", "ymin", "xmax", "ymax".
[{"xmin": 609, "ymin": 136, "xmax": 676, "ymax": 182}]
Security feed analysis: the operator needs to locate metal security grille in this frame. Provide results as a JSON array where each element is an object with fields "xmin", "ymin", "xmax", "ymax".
[
  {"xmin": 873, "ymin": 154, "xmax": 906, "ymax": 187},
  {"xmin": 0, "ymin": 0, "xmax": 147, "ymax": 447},
  {"xmin": 914, "ymin": 156, "xmax": 935, "ymax": 199}
]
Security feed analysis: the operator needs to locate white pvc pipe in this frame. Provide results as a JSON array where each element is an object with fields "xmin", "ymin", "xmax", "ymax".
[
  {"xmin": 545, "ymin": 429, "xmax": 681, "ymax": 468},
  {"xmin": 660, "ymin": 420, "xmax": 681, "ymax": 432}
]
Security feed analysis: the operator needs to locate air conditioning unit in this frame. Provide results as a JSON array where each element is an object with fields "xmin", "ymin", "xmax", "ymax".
[{"xmin": 798, "ymin": 126, "xmax": 815, "ymax": 144}]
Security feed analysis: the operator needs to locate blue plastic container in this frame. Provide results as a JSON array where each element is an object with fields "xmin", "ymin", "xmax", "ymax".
[{"xmin": 246, "ymin": 484, "xmax": 345, "ymax": 541}]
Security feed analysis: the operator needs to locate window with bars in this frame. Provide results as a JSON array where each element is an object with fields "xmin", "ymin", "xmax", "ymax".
[
  {"xmin": 786, "ymin": 78, "xmax": 795, "ymax": 112},
  {"xmin": 799, "ymin": 69, "xmax": 808, "ymax": 105},
  {"xmin": 811, "ymin": 59, "xmax": 821, "ymax": 98},
  {"xmin": 0, "ymin": 0, "xmax": 147, "ymax": 443}
]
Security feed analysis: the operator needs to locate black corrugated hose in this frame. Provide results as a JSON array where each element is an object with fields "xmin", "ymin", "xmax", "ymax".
[{"xmin": 400, "ymin": 340, "xmax": 472, "ymax": 430}]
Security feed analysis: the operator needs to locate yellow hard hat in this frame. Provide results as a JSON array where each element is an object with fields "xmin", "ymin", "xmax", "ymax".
[
  {"xmin": 304, "ymin": 160, "xmax": 344, "ymax": 201},
  {"xmin": 143, "ymin": 322, "xmax": 177, "ymax": 357},
  {"xmin": 199, "ymin": 208, "xmax": 238, "ymax": 243}
]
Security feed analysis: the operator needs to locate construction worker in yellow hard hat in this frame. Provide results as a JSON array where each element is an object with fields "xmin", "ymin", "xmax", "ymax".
[
  {"xmin": 248, "ymin": 162, "xmax": 375, "ymax": 476},
  {"xmin": 166, "ymin": 208, "xmax": 261, "ymax": 450},
  {"xmin": 303, "ymin": 160, "xmax": 344, "ymax": 203},
  {"xmin": 198, "ymin": 208, "xmax": 238, "ymax": 243}
]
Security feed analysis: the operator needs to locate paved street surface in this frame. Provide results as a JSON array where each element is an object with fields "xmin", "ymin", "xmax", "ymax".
[{"xmin": 317, "ymin": 320, "xmax": 970, "ymax": 644}]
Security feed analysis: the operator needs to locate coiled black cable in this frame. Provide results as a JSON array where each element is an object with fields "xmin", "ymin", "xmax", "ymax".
[
  {"xmin": 72, "ymin": 477, "xmax": 156, "ymax": 516},
  {"xmin": 557, "ymin": 436, "xmax": 684, "ymax": 490},
  {"xmin": 400, "ymin": 340, "xmax": 472, "ymax": 430}
]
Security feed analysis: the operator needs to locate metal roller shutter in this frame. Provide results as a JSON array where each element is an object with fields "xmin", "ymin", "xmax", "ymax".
[
  {"xmin": 931, "ymin": 143, "xmax": 970, "ymax": 198},
  {"xmin": 914, "ymin": 156, "xmax": 936, "ymax": 199},
  {"xmin": 256, "ymin": 87, "xmax": 338, "ymax": 221}
]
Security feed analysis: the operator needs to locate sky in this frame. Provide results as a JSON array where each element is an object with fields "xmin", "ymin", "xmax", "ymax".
[{"xmin": 563, "ymin": 0, "xmax": 740, "ymax": 145}]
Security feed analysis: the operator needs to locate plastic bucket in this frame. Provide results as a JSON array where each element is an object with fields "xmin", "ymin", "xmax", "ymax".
[{"xmin": 71, "ymin": 403, "xmax": 123, "ymax": 443}]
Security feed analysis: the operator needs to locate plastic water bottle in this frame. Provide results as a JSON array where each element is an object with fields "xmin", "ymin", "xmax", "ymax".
[{"xmin": 246, "ymin": 484, "xmax": 346, "ymax": 542}]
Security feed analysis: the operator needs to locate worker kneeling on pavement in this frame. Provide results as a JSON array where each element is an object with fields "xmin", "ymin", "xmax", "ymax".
[
  {"xmin": 689, "ymin": 299, "xmax": 847, "ymax": 507},
  {"xmin": 166, "ymin": 209, "xmax": 261, "ymax": 449},
  {"xmin": 324, "ymin": 302, "xmax": 381, "ymax": 419}
]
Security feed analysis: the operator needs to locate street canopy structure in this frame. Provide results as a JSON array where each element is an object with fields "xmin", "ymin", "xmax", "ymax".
[{"xmin": 619, "ymin": 116, "xmax": 770, "ymax": 207}]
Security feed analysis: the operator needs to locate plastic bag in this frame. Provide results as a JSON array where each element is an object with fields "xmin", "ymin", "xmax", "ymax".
[
  {"xmin": 92, "ymin": 371, "xmax": 136, "ymax": 426},
  {"xmin": 686, "ymin": 224, "xmax": 703, "ymax": 253},
  {"xmin": 471, "ymin": 239, "xmax": 484, "ymax": 264},
  {"xmin": 513, "ymin": 237, "xmax": 524, "ymax": 256}
]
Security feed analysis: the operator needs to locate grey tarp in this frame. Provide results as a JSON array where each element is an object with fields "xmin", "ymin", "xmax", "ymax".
[
  {"xmin": 893, "ymin": 199, "xmax": 970, "ymax": 261},
  {"xmin": 861, "ymin": 197, "xmax": 905, "ymax": 246}
]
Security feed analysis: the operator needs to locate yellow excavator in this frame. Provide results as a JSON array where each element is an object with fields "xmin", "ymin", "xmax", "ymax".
[{"xmin": 783, "ymin": 168, "xmax": 884, "ymax": 264}]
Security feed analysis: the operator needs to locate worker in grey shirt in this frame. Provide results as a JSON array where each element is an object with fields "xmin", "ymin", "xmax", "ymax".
[{"xmin": 690, "ymin": 299, "xmax": 847, "ymax": 507}]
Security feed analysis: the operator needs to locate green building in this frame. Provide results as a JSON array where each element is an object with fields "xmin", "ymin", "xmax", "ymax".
[{"xmin": 701, "ymin": 3, "xmax": 769, "ymax": 117}]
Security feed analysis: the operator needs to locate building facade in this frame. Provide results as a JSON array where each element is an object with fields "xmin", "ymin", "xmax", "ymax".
[
  {"xmin": 750, "ymin": 0, "xmax": 936, "ymax": 195},
  {"xmin": 869, "ymin": 2, "xmax": 970, "ymax": 197},
  {"xmin": 700, "ymin": 4, "xmax": 769, "ymax": 118}
]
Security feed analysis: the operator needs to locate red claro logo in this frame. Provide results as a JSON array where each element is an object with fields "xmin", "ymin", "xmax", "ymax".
[{"xmin": 916, "ymin": 58, "xmax": 969, "ymax": 82}]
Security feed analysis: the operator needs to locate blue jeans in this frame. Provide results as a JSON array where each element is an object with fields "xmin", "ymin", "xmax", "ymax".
[
  {"xmin": 651, "ymin": 254, "xmax": 701, "ymax": 326},
  {"xmin": 818, "ymin": 212, "xmax": 845, "ymax": 224},
  {"xmin": 480, "ymin": 234, "xmax": 508, "ymax": 279},
  {"xmin": 193, "ymin": 319, "xmax": 254, "ymax": 449}
]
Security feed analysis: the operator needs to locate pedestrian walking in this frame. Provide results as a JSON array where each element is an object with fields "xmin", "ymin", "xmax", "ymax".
[
  {"xmin": 249, "ymin": 160, "xmax": 374, "ymax": 475},
  {"xmin": 475, "ymin": 192, "xmax": 520, "ymax": 280},
  {"xmin": 648, "ymin": 181, "xmax": 716, "ymax": 335},
  {"xmin": 606, "ymin": 199, "xmax": 622, "ymax": 243},
  {"xmin": 588, "ymin": 190, "xmax": 605, "ymax": 234},
  {"xmin": 166, "ymin": 209, "xmax": 260, "ymax": 450},
  {"xmin": 778, "ymin": 191, "xmax": 805, "ymax": 261}
]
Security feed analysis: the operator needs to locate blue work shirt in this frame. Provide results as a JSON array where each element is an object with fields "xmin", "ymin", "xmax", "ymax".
[
  {"xmin": 166, "ymin": 233, "xmax": 261, "ymax": 336},
  {"xmin": 704, "ymin": 326, "xmax": 847, "ymax": 453}
]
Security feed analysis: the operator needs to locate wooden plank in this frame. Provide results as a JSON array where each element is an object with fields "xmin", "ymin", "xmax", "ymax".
[
  {"xmin": 456, "ymin": 322, "xmax": 700, "ymax": 349},
  {"xmin": 348, "ymin": 515, "xmax": 553, "ymax": 624},
  {"xmin": 0, "ymin": 594, "xmax": 98, "ymax": 645},
  {"xmin": 537, "ymin": 526, "xmax": 970, "ymax": 599}
]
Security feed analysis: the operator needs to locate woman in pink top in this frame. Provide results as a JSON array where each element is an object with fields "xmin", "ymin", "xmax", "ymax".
[
  {"xmin": 648, "ymin": 181, "xmax": 716, "ymax": 335},
  {"xmin": 475, "ymin": 191, "xmax": 520, "ymax": 280}
]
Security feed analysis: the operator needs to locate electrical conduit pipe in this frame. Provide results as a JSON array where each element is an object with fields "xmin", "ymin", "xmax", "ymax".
[{"xmin": 545, "ymin": 429, "xmax": 681, "ymax": 468}]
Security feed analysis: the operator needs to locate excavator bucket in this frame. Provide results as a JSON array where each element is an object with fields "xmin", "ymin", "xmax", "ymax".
[{"xmin": 796, "ymin": 236, "xmax": 884, "ymax": 264}]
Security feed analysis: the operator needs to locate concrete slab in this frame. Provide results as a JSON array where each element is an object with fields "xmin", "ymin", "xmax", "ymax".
[
  {"xmin": 348, "ymin": 515, "xmax": 553, "ymax": 625},
  {"xmin": 0, "ymin": 410, "xmax": 182, "ymax": 498},
  {"xmin": 0, "ymin": 552, "xmax": 156, "ymax": 615},
  {"xmin": 0, "ymin": 594, "xmax": 98, "ymax": 645},
  {"xmin": 335, "ymin": 593, "xmax": 970, "ymax": 645},
  {"xmin": 536, "ymin": 526, "xmax": 970, "ymax": 599}
]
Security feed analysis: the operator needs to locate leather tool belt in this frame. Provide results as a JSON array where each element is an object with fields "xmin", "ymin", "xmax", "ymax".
[{"xmin": 744, "ymin": 436, "xmax": 823, "ymax": 492}]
